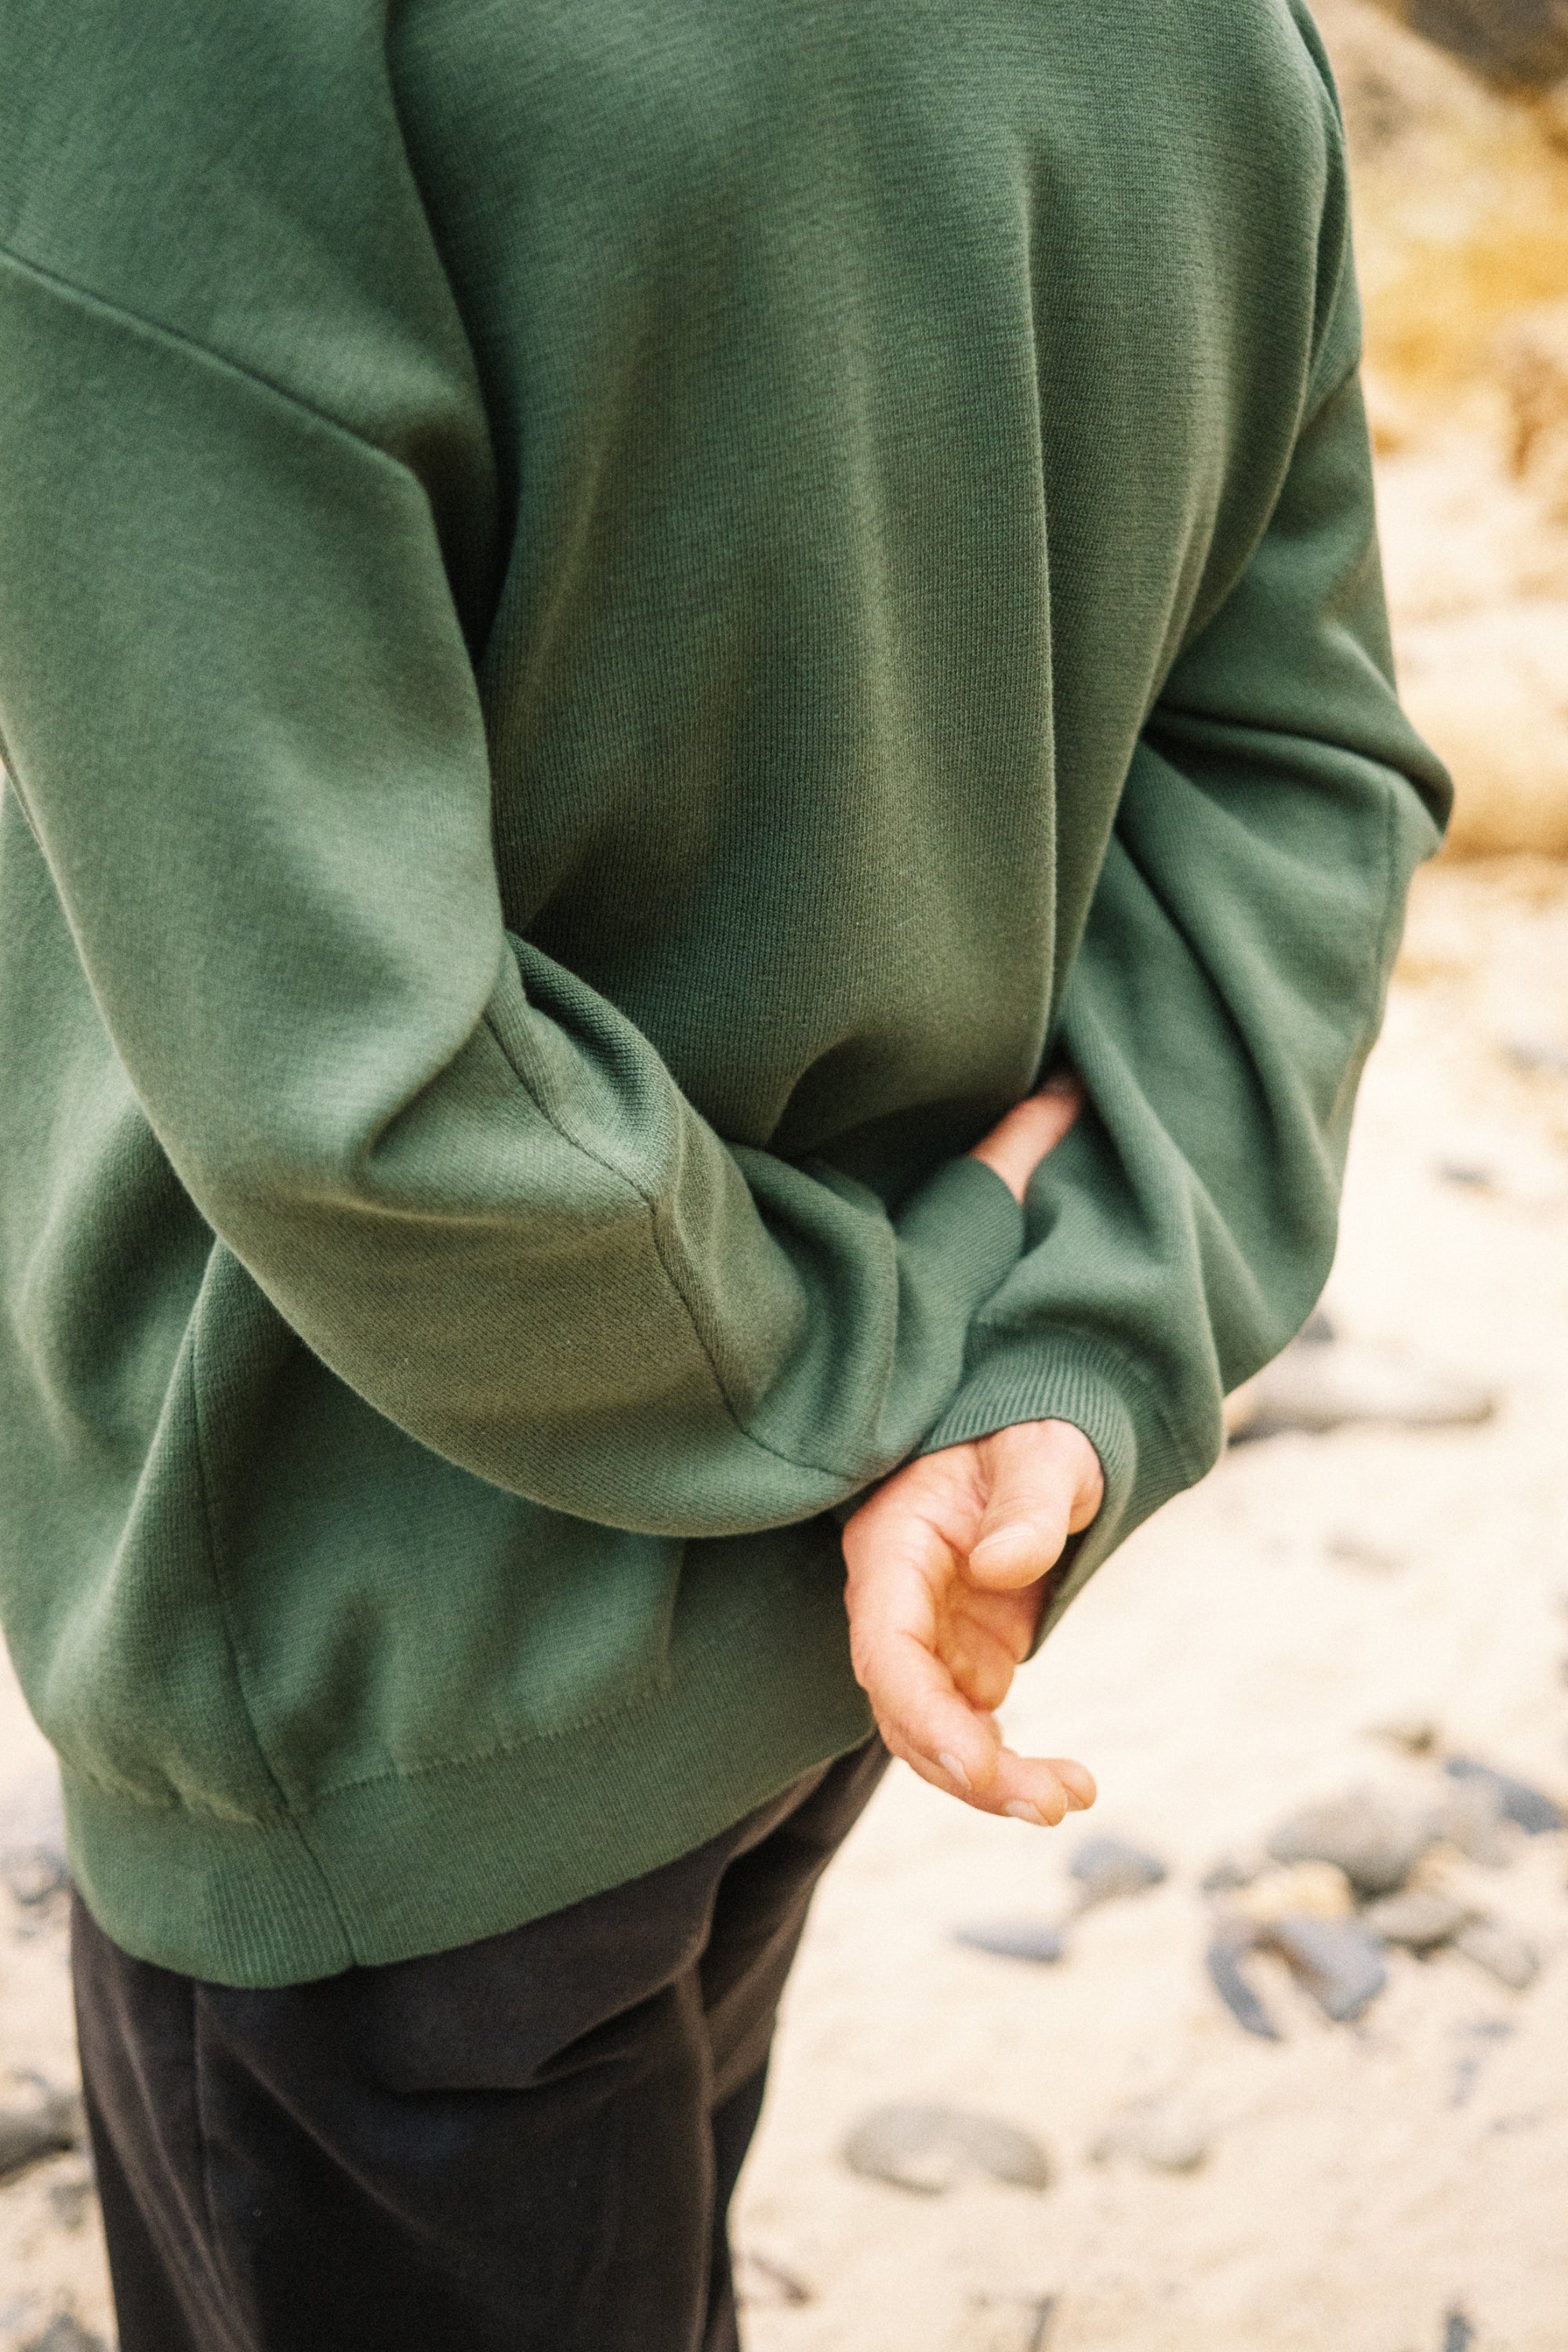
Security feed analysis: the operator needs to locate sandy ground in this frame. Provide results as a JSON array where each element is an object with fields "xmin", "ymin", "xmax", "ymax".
[
  {"xmin": 2, "ymin": 858, "xmax": 1566, "ymax": 2347},
  {"xmin": 732, "ymin": 859, "xmax": 1568, "ymax": 2352}
]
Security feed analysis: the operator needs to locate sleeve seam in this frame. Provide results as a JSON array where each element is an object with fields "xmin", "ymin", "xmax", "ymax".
[
  {"xmin": 477, "ymin": 1013, "xmax": 845, "ymax": 1485},
  {"xmin": 0, "ymin": 238, "xmax": 413, "ymax": 482}
]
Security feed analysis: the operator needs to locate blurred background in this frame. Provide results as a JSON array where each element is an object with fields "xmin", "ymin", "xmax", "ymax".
[{"xmin": 3, "ymin": 2, "xmax": 1567, "ymax": 2346}]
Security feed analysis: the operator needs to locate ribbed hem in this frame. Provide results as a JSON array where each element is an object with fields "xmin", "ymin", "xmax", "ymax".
[
  {"xmin": 916, "ymin": 1330, "xmax": 1198, "ymax": 1648},
  {"xmin": 61, "ymin": 1531, "xmax": 874, "ymax": 1987}
]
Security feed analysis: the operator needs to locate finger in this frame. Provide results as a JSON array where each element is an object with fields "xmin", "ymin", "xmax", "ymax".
[
  {"xmin": 855, "ymin": 1620, "xmax": 1004, "ymax": 1795},
  {"xmin": 966, "ymin": 1421, "xmax": 1103, "ymax": 1589},
  {"xmin": 988, "ymin": 1748, "xmax": 1098, "ymax": 1824},
  {"xmin": 967, "ymin": 1079, "xmax": 1083, "ymax": 1203},
  {"xmin": 944, "ymin": 1615, "xmax": 1022, "ymax": 1713}
]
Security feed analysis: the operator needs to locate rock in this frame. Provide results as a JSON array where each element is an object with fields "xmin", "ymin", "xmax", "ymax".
[
  {"xmin": 1267, "ymin": 1791, "xmax": 1438, "ymax": 1897},
  {"xmin": 0, "ymin": 1767, "xmax": 69, "ymax": 1908},
  {"xmin": 1226, "ymin": 1330, "xmax": 1497, "ymax": 1441},
  {"xmin": 1327, "ymin": 1534, "xmax": 1407, "ymax": 1574},
  {"xmin": 1200, "ymin": 1853, "xmax": 1267, "ymax": 1895},
  {"xmin": 0, "ymin": 2086, "xmax": 82, "ymax": 2183},
  {"xmin": 1453, "ymin": 1920, "xmax": 1541, "ymax": 1990},
  {"xmin": 1444, "ymin": 1755, "xmax": 1564, "ymax": 1835},
  {"xmin": 1443, "ymin": 2308, "xmax": 1476, "ymax": 2352},
  {"xmin": 1091, "ymin": 2097, "xmax": 1211, "ymax": 2173},
  {"xmin": 843, "ymin": 2104, "xmax": 1051, "ymax": 2196},
  {"xmin": 46, "ymin": 2174, "xmax": 96, "ymax": 2233},
  {"xmin": 1205, "ymin": 1926, "xmax": 1283, "ymax": 2042},
  {"xmin": 1261, "ymin": 1915, "xmax": 1389, "ymax": 2023},
  {"xmin": 1229, "ymin": 1862, "xmax": 1356, "ymax": 1926},
  {"xmin": 20, "ymin": 2323, "xmax": 108, "ymax": 2352},
  {"xmin": 953, "ymin": 1919, "xmax": 1065, "ymax": 1965},
  {"xmin": 1370, "ymin": 1715, "xmax": 1442, "ymax": 1755},
  {"xmin": 1370, "ymin": 0, "xmax": 1568, "ymax": 91},
  {"xmin": 733, "ymin": 2251, "xmax": 812, "ymax": 2307},
  {"xmin": 1067, "ymin": 1835, "xmax": 1167, "ymax": 1908},
  {"xmin": 1436, "ymin": 1159, "xmax": 1494, "ymax": 1189},
  {"xmin": 1436, "ymin": 1778, "xmax": 1518, "ymax": 1867},
  {"xmin": 1501, "ymin": 1029, "xmax": 1568, "ymax": 1076},
  {"xmin": 1362, "ymin": 1889, "xmax": 1477, "ymax": 1949}
]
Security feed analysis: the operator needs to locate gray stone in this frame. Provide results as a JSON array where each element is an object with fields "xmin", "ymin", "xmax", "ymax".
[
  {"xmin": 733, "ymin": 2251, "xmax": 812, "ymax": 2308},
  {"xmin": 1226, "ymin": 1331, "xmax": 1496, "ymax": 1442},
  {"xmin": 1262, "ymin": 1915, "xmax": 1388, "ymax": 2023},
  {"xmin": 1363, "ymin": 1889, "xmax": 1476, "ymax": 1950},
  {"xmin": 0, "ymin": 2086, "xmax": 82, "ymax": 2183},
  {"xmin": 0, "ymin": 1767, "xmax": 69, "ymax": 1907},
  {"xmin": 1385, "ymin": 0, "xmax": 1568, "ymax": 95},
  {"xmin": 843, "ymin": 2103, "xmax": 1051, "ymax": 2195},
  {"xmin": 1453, "ymin": 1920, "xmax": 1540, "ymax": 1991},
  {"xmin": 1267, "ymin": 1790, "xmax": 1437, "ymax": 1897},
  {"xmin": 1438, "ymin": 1779, "xmax": 1518, "ymax": 1867},
  {"xmin": 1091, "ymin": 2098, "xmax": 1211, "ymax": 2173},
  {"xmin": 953, "ymin": 1919, "xmax": 1065, "ymax": 1965},
  {"xmin": 1205, "ymin": 1926, "xmax": 1283, "ymax": 2042},
  {"xmin": 1067, "ymin": 1835, "xmax": 1167, "ymax": 1908},
  {"xmin": 21, "ymin": 2321, "xmax": 107, "ymax": 2352},
  {"xmin": 1501, "ymin": 1031, "xmax": 1568, "ymax": 1076},
  {"xmin": 1445, "ymin": 1755, "xmax": 1563, "ymax": 1835}
]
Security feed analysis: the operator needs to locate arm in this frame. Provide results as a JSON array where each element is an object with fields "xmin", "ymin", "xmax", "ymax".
[
  {"xmin": 0, "ymin": 13, "xmax": 1023, "ymax": 1541},
  {"xmin": 846, "ymin": 279, "xmax": 1450, "ymax": 1817}
]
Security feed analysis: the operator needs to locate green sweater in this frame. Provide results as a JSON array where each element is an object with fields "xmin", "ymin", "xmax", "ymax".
[{"xmin": 0, "ymin": 0, "xmax": 1446, "ymax": 1986}]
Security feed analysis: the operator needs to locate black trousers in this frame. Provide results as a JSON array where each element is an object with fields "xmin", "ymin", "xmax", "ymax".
[{"xmin": 73, "ymin": 1739, "xmax": 887, "ymax": 2352}]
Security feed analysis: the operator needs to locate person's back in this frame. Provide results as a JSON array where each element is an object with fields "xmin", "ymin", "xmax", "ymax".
[{"xmin": 0, "ymin": 3, "xmax": 1447, "ymax": 2343}]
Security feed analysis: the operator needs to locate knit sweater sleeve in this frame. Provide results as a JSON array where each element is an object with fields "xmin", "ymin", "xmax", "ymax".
[
  {"xmin": 0, "ymin": 10, "xmax": 1025, "ymax": 1541},
  {"xmin": 917, "ymin": 279, "xmax": 1450, "ymax": 1635}
]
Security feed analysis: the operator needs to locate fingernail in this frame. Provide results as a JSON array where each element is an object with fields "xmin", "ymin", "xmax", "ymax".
[
  {"xmin": 1004, "ymin": 1799, "xmax": 1047, "ymax": 1826},
  {"xmin": 938, "ymin": 1751, "xmax": 972, "ymax": 1791},
  {"xmin": 970, "ymin": 1528, "xmax": 1034, "ymax": 1572}
]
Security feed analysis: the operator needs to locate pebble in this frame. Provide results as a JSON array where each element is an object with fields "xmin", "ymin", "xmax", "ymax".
[
  {"xmin": 1362, "ymin": 1889, "xmax": 1475, "ymax": 1951},
  {"xmin": 1268, "ymin": 1790, "xmax": 1438, "ymax": 1897},
  {"xmin": 843, "ymin": 2103, "xmax": 1051, "ymax": 2195},
  {"xmin": 46, "ymin": 2173, "xmax": 96, "ymax": 2233},
  {"xmin": 1452, "ymin": 1920, "xmax": 1540, "ymax": 1991},
  {"xmin": 0, "ymin": 2086, "xmax": 82, "ymax": 2183},
  {"xmin": 1444, "ymin": 1755, "xmax": 1563, "ymax": 1835},
  {"xmin": 1205, "ymin": 1926, "xmax": 1283, "ymax": 2041},
  {"xmin": 1225, "ymin": 1330, "xmax": 1497, "ymax": 1440},
  {"xmin": 1436, "ymin": 1780, "xmax": 1518, "ymax": 1868},
  {"xmin": 0, "ymin": 1767, "xmax": 69, "ymax": 1908},
  {"xmin": 1261, "ymin": 1915, "xmax": 1388, "ymax": 2023},
  {"xmin": 1200, "ymin": 1852, "xmax": 1267, "ymax": 1894},
  {"xmin": 953, "ymin": 1919, "xmax": 1065, "ymax": 1965},
  {"xmin": 1228, "ymin": 1861, "xmax": 1355, "ymax": 1926},
  {"xmin": 1370, "ymin": 1715, "xmax": 1442, "ymax": 1756},
  {"xmin": 20, "ymin": 2323, "xmax": 107, "ymax": 2352},
  {"xmin": 1067, "ymin": 1835, "xmax": 1167, "ymax": 1908},
  {"xmin": 732, "ymin": 2251, "xmax": 812, "ymax": 2307},
  {"xmin": 1090, "ymin": 2097, "xmax": 1210, "ymax": 2173},
  {"xmin": 1500, "ymin": 1030, "xmax": 1568, "ymax": 1076}
]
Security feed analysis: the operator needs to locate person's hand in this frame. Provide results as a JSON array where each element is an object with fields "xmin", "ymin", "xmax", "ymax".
[{"xmin": 840, "ymin": 1078, "xmax": 1104, "ymax": 1824}]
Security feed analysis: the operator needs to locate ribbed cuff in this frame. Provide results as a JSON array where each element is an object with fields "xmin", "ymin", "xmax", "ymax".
[
  {"xmin": 916, "ymin": 1330, "xmax": 1197, "ymax": 1649},
  {"xmin": 893, "ymin": 1153, "xmax": 1027, "ymax": 1322}
]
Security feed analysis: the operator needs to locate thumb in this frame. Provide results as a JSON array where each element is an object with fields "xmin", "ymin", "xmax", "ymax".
[{"xmin": 965, "ymin": 1421, "xmax": 1103, "ymax": 1590}]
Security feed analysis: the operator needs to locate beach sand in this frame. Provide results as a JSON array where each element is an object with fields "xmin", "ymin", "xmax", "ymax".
[{"xmin": 3, "ymin": 866, "xmax": 1567, "ymax": 2350}]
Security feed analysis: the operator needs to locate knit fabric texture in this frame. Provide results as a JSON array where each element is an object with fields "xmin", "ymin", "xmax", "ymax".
[{"xmin": 0, "ymin": 0, "xmax": 1449, "ymax": 1983}]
